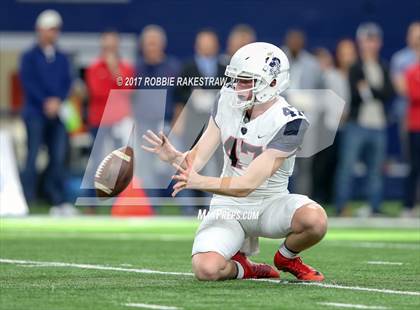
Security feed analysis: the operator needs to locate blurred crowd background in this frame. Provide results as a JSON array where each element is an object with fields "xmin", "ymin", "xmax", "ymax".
[{"xmin": 0, "ymin": 0, "xmax": 419, "ymax": 217}]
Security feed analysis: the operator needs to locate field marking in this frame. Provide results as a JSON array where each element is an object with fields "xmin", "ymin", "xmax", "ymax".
[
  {"xmin": 125, "ymin": 303, "xmax": 181, "ymax": 310},
  {"xmin": 1, "ymin": 258, "xmax": 420, "ymax": 297},
  {"xmin": 336, "ymin": 242, "xmax": 420, "ymax": 250},
  {"xmin": 367, "ymin": 261, "xmax": 404, "ymax": 266},
  {"xmin": 318, "ymin": 302, "xmax": 388, "ymax": 309},
  {"xmin": 0, "ymin": 232, "xmax": 193, "ymax": 241},
  {"xmin": 2, "ymin": 233, "xmax": 419, "ymax": 250},
  {"xmin": 251, "ymin": 279, "xmax": 420, "ymax": 296},
  {"xmin": 0, "ymin": 258, "xmax": 193, "ymax": 276}
]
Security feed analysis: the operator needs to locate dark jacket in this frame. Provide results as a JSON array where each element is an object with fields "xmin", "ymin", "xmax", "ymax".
[{"xmin": 348, "ymin": 59, "xmax": 394, "ymax": 122}]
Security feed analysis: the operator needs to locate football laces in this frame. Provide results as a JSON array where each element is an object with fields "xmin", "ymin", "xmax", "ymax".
[{"xmin": 95, "ymin": 153, "xmax": 112, "ymax": 178}]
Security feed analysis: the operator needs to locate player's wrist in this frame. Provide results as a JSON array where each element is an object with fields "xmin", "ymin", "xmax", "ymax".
[
  {"xmin": 188, "ymin": 173, "xmax": 206, "ymax": 190},
  {"xmin": 169, "ymin": 150, "xmax": 184, "ymax": 165}
]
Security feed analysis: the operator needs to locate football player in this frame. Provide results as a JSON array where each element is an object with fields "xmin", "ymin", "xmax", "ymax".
[{"xmin": 142, "ymin": 42, "xmax": 327, "ymax": 281}]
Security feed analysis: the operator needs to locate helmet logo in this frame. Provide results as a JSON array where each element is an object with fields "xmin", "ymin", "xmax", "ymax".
[{"xmin": 268, "ymin": 57, "xmax": 281, "ymax": 77}]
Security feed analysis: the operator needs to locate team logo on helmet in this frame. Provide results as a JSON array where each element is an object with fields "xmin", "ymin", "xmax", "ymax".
[{"xmin": 268, "ymin": 57, "xmax": 281, "ymax": 77}]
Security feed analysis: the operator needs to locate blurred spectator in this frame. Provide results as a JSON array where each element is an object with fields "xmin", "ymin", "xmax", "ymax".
[
  {"xmin": 132, "ymin": 25, "xmax": 180, "ymax": 201},
  {"xmin": 311, "ymin": 47, "xmax": 352, "ymax": 203},
  {"xmin": 390, "ymin": 22, "xmax": 420, "ymax": 121},
  {"xmin": 282, "ymin": 29, "xmax": 324, "ymax": 196},
  {"xmin": 334, "ymin": 23, "xmax": 394, "ymax": 216},
  {"xmin": 336, "ymin": 39, "xmax": 358, "ymax": 71},
  {"xmin": 134, "ymin": 24, "xmax": 180, "ymax": 124},
  {"xmin": 85, "ymin": 30, "xmax": 134, "ymax": 206},
  {"xmin": 315, "ymin": 47, "xmax": 349, "ymax": 103},
  {"xmin": 402, "ymin": 31, "xmax": 420, "ymax": 217},
  {"xmin": 86, "ymin": 30, "xmax": 134, "ymax": 136},
  {"xmin": 335, "ymin": 39, "xmax": 358, "ymax": 107},
  {"xmin": 173, "ymin": 28, "xmax": 225, "ymax": 140},
  {"xmin": 283, "ymin": 29, "xmax": 324, "ymax": 89},
  {"xmin": 173, "ymin": 29, "xmax": 225, "ymax": 214},
  {"xmin": 19, "ymin": 10, "xmax": 76, "ymax": 215},
  {"xmin": 220, "ymin": 24, "xmax": 256, "ymax": 66}
]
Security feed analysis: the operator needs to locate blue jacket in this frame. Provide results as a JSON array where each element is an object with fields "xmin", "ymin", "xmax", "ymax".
[{"xmin": 19, "ymin": 44, "xmax": 72, "ymax": 119}]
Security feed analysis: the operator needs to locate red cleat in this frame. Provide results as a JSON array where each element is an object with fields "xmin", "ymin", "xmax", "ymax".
[
  {"xmin": 274, "ymin": 251, "xmax": 324, "ymax": 281},
  {"xmin": 231, "ymin": 252, "xmax": 280, "ymax": 279}
]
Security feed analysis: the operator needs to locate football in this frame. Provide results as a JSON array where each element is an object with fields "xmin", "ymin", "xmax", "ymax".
[{"xmin": 94, "ymin": 146, "xmax": 134, "ymax": 198}]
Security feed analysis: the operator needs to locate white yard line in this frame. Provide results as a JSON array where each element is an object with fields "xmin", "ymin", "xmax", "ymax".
[
  {"xmin": 3, "ymin": 232, "xmax": 420, "ymax": 250},
  {"xmin": 300, "ymin": 282, "xmax": 416, "ymax": 296},
  {"xmin": 0, "ymin": 232, "xmax": 192, "ymax": 241},
  {"xmin": 367, "ymin": 261, "xmax": 404, "ymax": 266},
  {"xmin": 251, "ymin": 278, "xmax": 420, "ymax": 296},
  {"xmin": 2, "ymin": 233, "xmax": 419, "ymax": 250},
  {"xmin": 124, "ymin": 303, "xmax": 181, "ymax": 310},
  {"xmin": 1, "ymin": 258, "xmax": 420, "ymax": 297},
  {"xmin": 336, "ymin": 242, "xmax": 420, "ymax": 250},
  {"xmin": 0, "ymin": 258, "xmax": 193, "ymax": 276},
  {"xmin": 318, "ymin": 302, "xmax": 388, "ymax": 309}
]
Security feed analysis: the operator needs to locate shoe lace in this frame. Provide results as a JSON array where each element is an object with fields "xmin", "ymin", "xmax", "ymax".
[
  {"xmin": 287, "ymin": 257, "xmax": 315, "ymax": 276},
  {"xmin": 252, "ymin": 263, "xmax": 274, "ymax": 277}
]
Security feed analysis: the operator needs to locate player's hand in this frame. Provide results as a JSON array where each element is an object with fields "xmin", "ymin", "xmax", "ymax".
[
  {"xmin": 171, "ymin": 156, "xmax": 201, "ymax": 197},
  {"xmin": 141, "ymin": 130, "xmax": 180, "ymax": 163}
]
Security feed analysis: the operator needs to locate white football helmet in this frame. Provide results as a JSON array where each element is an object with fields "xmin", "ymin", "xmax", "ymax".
[{"xmin": 223, "ymin": 42, "xmax": 290, "ymax": 109}]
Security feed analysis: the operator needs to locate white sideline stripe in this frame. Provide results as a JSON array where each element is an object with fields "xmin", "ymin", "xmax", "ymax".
[
  {"xmin": 0, "ymin": 259, "xmax": 193, "ymax": 276},
  {"xmin": 125, "ymin": 303, "xmax": 181, "ymax": 310},
  {"xmin": 0, "ymin": 232, "xmax": 193, "ymax": 241},
  {"xmin": 367, "ymin": 261, "xmax": 404, "ymax": 266},
  {"xmin": 3, "ymin": 233, "xmax": 419, "ymax": 250},
  {"xmin": 318, "ymin": 302, "xmax": 388, "ymax": 309},
  {"xmin": 251, "ymin": 279, "xmax": 420, "ymax": 296},
  {"xmin": 332, "ymin": 240, "xmax": 420, "ymax": 250},
  {"xmin": 1, "ymin": 258, "xmax": 420, "ymax": 297}
]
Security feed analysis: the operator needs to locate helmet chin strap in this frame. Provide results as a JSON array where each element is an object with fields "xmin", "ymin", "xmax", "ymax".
[
  {"xmin": 248, "ymin": 91, "xmax": 279, "ymax": 108},
  {"xmin": 254, "ymin": 80, "xmax": 277, "ymax": 103},
  {"xmin": 230, "ymin": 70, "xmax": 288, "ymax": 109},
  {"xmin": 254, "ymin": 93, "xmax": 277, "ymax": 105}
]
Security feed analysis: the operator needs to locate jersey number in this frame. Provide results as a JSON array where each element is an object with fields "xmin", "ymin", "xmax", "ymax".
[
  {"xmin": 223, "ymin": 136, "xmax": 263, "ymax": 169},
  {"xmin": 282, "ymin": 107, "xmax": 304, "ymax": 118}
]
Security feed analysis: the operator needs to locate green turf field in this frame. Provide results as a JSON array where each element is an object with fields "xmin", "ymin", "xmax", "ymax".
[{"xmin": 0, "ymin": 217, "xmax": 419, "ymax": 310}]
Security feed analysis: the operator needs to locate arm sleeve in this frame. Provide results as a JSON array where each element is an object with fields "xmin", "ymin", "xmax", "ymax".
[
  {"xmin": 390, "ymin": 53, "xmax": 404, "ymax": 78},
  {"xmin": 266, "ymin": 118, "xmax": 309, "ymax": 153},
  {"xmin": 348, "ymin": 63, "xmax": 363, "ymax": 108},
  {"xmin": 58, "ymin": 55, "xmax": 72, "ymax": 100},
  {"xmin": 19, "ymin": 52, "xmax": 47, "ymax": 103},
  {"xmin": 86, "ymin": 64, "xmax": 110, "ymax": 98},
  {"xmin": 406, "ymin": 67, "xmax": 420, "ymax": 104},
  {"xmin": 370, "ymin": 63, "xmax": 395, "ymax": 104}
]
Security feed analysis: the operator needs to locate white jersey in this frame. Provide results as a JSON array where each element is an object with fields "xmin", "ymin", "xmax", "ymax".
[{"xmin": 211, "ymin": 91, "xmax": 309, "ymax": 204}]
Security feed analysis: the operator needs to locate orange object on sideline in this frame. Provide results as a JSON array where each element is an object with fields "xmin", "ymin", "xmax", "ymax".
[{"xmin": 111, "ymin": 177, "xmax": 154, "ymax": 217}]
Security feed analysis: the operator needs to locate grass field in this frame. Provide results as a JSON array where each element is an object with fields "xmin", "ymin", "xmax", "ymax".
[{"xmin": 0, "ymin": 217, "xmax": 419, "ymax": 310}]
